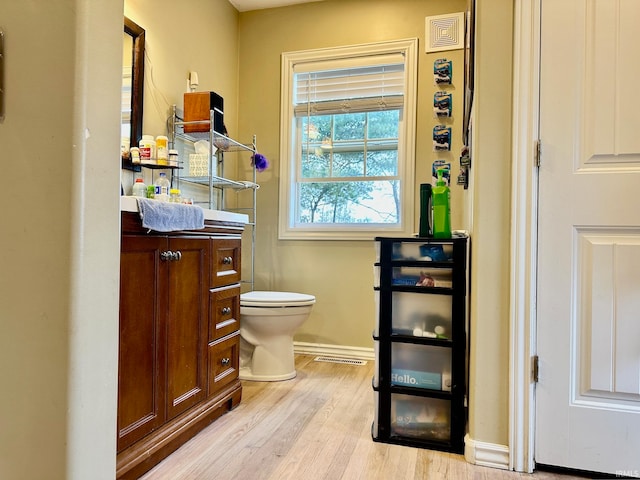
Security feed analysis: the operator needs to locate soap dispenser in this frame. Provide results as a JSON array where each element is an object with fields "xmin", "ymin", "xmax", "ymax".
[{"xmin": 432, "ymin": 168, "xmax": 451, "ymax": 238}]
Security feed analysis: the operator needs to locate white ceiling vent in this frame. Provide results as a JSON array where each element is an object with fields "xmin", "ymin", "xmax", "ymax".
[{"xmin": 425, "ymin": 12, "xmax": 465, "ymax": 53}]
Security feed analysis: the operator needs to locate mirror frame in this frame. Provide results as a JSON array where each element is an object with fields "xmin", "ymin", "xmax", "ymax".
[{"xmin": 123, "ymin": 17, "xmax": 145, "ymax": 169}]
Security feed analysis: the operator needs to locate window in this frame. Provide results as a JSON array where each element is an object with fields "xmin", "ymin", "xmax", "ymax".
[{"xmin": 279, "ymin": 39, "xmax": 418, "ymax": 240}]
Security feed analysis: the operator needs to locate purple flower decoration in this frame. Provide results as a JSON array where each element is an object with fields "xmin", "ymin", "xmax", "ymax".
[{"xmin": 251, "ymin": 153, "xmax": 269, "ymax": 172}]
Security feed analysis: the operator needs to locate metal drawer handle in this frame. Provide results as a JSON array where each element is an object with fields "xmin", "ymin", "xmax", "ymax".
[
  {"xmin": 221, "ymin": 357, "xmax": 230, "ymax": 366},
  {"xmin": 161, "ymin": 250, "xmax": 182, "ymax": 261},
  {"xmin": 221, "ymin": 307, "xmax": 231, "ymax": 315},
  {"xmin": 222, "ymin": 256, "xmax": 233, "ymax": 265}
]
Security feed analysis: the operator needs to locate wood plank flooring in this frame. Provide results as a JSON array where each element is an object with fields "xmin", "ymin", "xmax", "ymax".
[{"xmin": 140, "ymin": 355, "xmax": 585, "ymax": 480}]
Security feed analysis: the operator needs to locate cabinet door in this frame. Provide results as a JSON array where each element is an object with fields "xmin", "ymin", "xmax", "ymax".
[
  {"xmin": 118, "ymin": 235, "xmax": 168, "ymax": 452},
  {"xmin": 166, "ymin": 236, "xmax": 209, "ymax": 420},
  {"xmin": 211, "ymin": 238, "xmax": 241, "ymax": 288}
]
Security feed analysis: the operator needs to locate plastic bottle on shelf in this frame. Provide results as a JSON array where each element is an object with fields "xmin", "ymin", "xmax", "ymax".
[
  {"xmin": 154, "ymin": 172, "xmax": 171, "ymax": 202},
  {"xmin": 132, "ymin": 177, "xmax": 147, "ymax": 197},
  {"xmin": 139, "ymin": 135, "xmax": 156, "ymax": 164},
  {"xmin": 168, "ymin": 149, "xmax": 179, "ymax": 167},
  {"xmin": 156, "ymin": 135, "xmax": 169, "ymax": 165},
  {"xmin": 169, "ymin": 189, "xmax": 181, "ymax": 203},
  {"xmin": 130, "ymin": 147, "xmax": 141, "ymax": 164},
  {"xmin": 432, "ymin": 168, "xmax": 451, "ymax": 239}
]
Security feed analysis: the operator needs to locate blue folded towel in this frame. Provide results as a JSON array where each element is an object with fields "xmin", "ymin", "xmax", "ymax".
[{"xmin": 137, "ymin": 198, "xmax": 205, "ymax": 232}]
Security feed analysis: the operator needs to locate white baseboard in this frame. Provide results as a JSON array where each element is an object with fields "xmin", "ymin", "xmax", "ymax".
[
  {"xmin": 293, "ymin": 341, "xmax": 375, "ymax": 360},
  {"xmin": 464, "ymin": 434, "xmax": 510, "ymax": 470}
]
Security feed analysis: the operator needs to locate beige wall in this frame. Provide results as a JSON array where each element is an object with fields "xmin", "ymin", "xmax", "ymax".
[
  {"xmin": 0, "ymin": 1, "xmax": 122, "ymax": 478},
  {"xmin": 122, "ymin": 0, "xmax": 240, "ymax": 194},
  {"xmin": 236, "ymin": 0, "xmax": 469, "ymax": 349},
  {"xmin": 467, "ymin": 0, "xmax": 514, "ymax": 448},
  {"xmin": 236, "ymin": 0, "xmax": 514, "ymax": 450}
]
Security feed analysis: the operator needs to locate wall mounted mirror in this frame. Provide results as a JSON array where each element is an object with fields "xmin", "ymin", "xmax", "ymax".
[{"xmin": 122, "ymin": 17, "xmax": 145, "ymax": 170}]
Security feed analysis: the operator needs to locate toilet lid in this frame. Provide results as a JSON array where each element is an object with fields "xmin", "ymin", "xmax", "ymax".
[{"xmin": 240, "ymin": 291, "xmax": 316, "ymax": 307}]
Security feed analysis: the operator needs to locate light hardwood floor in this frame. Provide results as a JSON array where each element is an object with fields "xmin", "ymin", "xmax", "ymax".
[{"xmin": 140, "ymin": 355, "xmax": 586, "ymax": 480}]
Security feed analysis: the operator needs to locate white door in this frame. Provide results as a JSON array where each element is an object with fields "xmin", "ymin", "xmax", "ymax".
[{"xmin": 536, "ymin": 0, "xmax": 640, "ymax": 475}]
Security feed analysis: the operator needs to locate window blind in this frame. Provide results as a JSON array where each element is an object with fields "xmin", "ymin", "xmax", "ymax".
[{"xmin": 293, "ymin": 55, "xmax": 405, "ymax": 116}]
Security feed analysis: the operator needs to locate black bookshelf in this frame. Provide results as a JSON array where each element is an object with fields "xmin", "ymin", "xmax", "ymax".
[{"xmin": 372, "ymin": 235, "xmax": 468, "ymax": 454}]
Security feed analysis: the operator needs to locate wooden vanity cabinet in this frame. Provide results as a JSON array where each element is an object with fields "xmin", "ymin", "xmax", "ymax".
[{"xmin": 117, "ymin": 213, "xmax": 244, "ymax": 479}]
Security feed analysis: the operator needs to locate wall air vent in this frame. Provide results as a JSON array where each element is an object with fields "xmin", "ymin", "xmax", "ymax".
[{"xmin": 425, "ymin": 12, "xmax": 465, "ymax": 53}]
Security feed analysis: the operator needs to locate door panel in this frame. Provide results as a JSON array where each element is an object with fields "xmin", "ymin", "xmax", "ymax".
[
  {"xmin": 536, "ymin": 0, "xmax": 640, "ymax": 474},
  {"xmin": 166, "ymin": 237, "xmax": 209, "ymax": 420},
  {"xmin": 117, "ymin": 235, "xmax": 167, "ymax": 452},
  {"xmin": 577, "ymin": 231, "xmax": 640, "ymax": 401}
]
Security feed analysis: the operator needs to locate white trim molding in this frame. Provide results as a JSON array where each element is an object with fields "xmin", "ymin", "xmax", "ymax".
[
  {"xmin": 509, "ymin": 0, "xmax": 540, "ymax": 474},
  {"xmin": 294, "ymin": 341, "xmax": 375, "ymax": 361},
  {"xmin": 278, "ymin": 38, "xmax": 418, "ymax": 241},
  {"xmin": 464, "ymin": 434, "xmax": 510, "ymax": 470}
]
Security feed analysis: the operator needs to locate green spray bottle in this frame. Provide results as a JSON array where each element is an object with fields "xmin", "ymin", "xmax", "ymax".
[{"xmin": 432, "ymin": 168, "xmax": 451, "ymax": 238}]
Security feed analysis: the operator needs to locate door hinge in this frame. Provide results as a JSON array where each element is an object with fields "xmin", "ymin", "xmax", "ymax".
[
  {"xmin": 532, "ymin": 355, "xmax": 539, "ymax": 383},
  {"xmin": 534, "ymin": 140, "xmax": 541, "ymax": 167}
]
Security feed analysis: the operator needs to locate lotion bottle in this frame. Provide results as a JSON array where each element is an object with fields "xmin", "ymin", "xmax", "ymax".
[{"xmin": 432, "ymin": 168, "xmax": 451, "ymax": 238}]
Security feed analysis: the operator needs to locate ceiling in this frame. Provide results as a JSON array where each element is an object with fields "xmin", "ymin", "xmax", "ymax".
[{"xmin": 229, "ymin": 0, "xmax": 323, "ymax": 12}]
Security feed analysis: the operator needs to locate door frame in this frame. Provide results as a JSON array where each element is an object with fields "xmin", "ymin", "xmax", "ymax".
[{"xmin": 509, "ymin": 0, "xmax": 541, "ymax": 473}]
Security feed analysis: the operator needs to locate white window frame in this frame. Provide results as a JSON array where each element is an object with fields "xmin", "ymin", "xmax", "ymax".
[{"xmin": 279, "ymin": 39, "xmax": 418, "ymax": 240}]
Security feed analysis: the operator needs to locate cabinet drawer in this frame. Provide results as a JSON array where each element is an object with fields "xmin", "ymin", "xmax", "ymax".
[
  {"xmin": 391, "ymin": 343, "xmax": 451, "ymax": 392},
  {"xmin": 375, "ymin": 240, "xmax": 454, "ymax": 263},
  {"xmin": 208, "ymin": 332, "xmax": 240, "ymax": 396},
  {"xmin": 390, "ymin": 394, "xmax": 451, "ymax": 443},
  {"xmin": 209, "ymin": 284, "xmax": 240, "ymax": 341},
  {"xmin": 390, "ymin": 292, "xmax": 453, "ymax": 340},
  {"xmin": 391, "ymin": 266, "xmax": 452, "ymax": 288},
  {"xmin": 211, "ymin": 238, "xmax": 241, "ymax": 287}
]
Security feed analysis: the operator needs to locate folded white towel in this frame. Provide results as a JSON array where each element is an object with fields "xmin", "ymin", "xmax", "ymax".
[{"xmin": 137, "ymin": 198, "xmax": 205, "ymax": 232}]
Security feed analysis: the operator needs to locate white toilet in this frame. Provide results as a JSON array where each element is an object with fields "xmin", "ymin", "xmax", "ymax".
[{"xmin": 239, "ymin": 291, "xmax": 315, "ymax": 381}]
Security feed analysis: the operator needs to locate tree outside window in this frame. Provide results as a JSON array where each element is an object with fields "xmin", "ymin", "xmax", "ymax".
[{"xmin": 297, "ymin": 110, "xmax": 400, "ymax": 224}]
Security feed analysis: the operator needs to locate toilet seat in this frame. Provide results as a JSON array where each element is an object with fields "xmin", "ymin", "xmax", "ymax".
[{"xmin": 240, "ymin": 291, "xmax": 316, "ymax": 307}]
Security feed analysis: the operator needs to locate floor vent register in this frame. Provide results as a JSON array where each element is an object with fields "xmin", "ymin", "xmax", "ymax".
[{"xmin": 314, "ymin": 356, "xmax": 367, "ymax": 366}]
